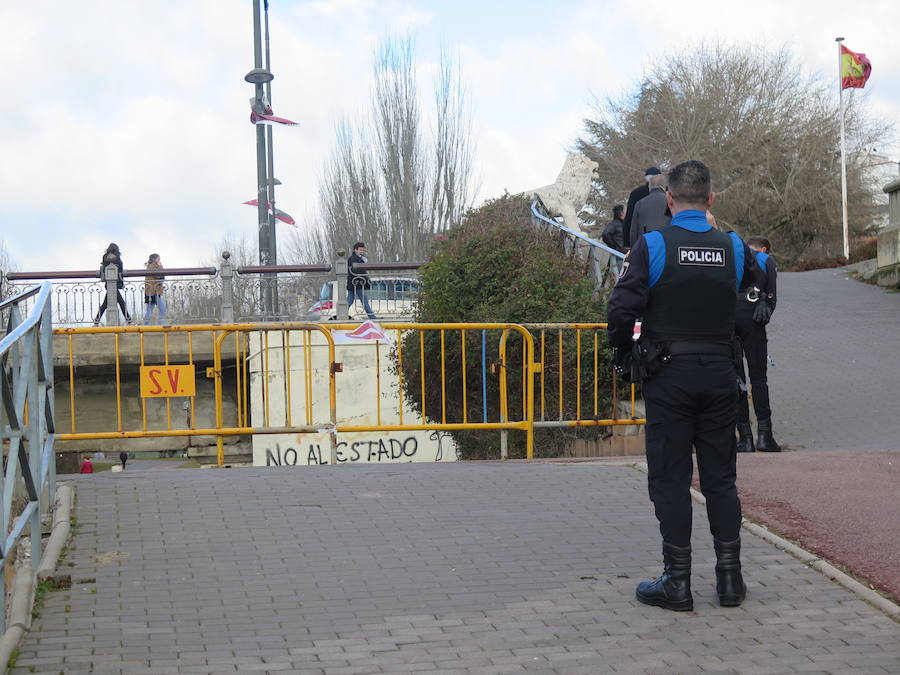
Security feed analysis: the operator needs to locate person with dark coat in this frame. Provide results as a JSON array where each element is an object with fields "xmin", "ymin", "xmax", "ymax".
[
  {"xmin": 629, "ymin": 173, "xmax": 672, "ymax": 247},
  {"xmin": 735, "ymin": 236, "xmax": 780, "ymax": 453},
  {"xmin": 601, "ymin": 205, "xmax": 627, "ymax": 253},
  {"xmin": 347, "ymin": 242, "xmax": 377, "ymax": 320},
  {"xmin": 602, "ymin": 204, "xmax": 627, "ymax": 276},
  {"xmin": 119, "ymin": 452, "xmax": 129, "ymax": 469},
  {"xmin": 623, "ymin": 167, "xmax": 660, "ymax": 247},
  {"xmin": 93, "ymin": 243, "xmax": 132, "ymax": 325},
  {"xmin": 607, "ymin": 160, "xmax": 764, "ymax": 613}
]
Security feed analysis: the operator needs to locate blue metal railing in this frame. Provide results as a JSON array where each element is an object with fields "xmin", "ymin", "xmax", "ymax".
[
  {"xmin": 530, "ymin": 198, "xmax": 625, "ymax": 290},
  {"xmin": 0, "ymin": 282, "xmax": 56, "ymax": 633}
]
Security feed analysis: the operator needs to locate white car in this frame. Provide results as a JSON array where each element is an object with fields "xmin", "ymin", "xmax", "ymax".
[{"xmin": 306, "ymin": 277, "xmax": 421, "ymax": 321}]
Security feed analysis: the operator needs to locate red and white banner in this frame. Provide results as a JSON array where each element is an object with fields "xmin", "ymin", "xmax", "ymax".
[
  {"xmin": 334, "ymin": 321, "xmax": 394, "ymax": 346},
  {"xmin": 250, "ymin": 110, "xmax": 299, "ymax": 127},
  {"xmin": 242, "ymin": 199, "xmax": 296, "ymax": 226}
]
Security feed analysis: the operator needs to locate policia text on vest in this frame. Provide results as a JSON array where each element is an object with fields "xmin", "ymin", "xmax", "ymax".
[
  {"xmin": 678, "ymin": 246, "xmax": 725, "ymax": 266},
  {"xmin": 606, "ymin": 160, "xmax": 765, "ymax": 613}
]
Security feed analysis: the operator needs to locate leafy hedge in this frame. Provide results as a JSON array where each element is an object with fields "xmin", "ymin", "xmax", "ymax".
[{"xmin": 399, "ymin": 194, "xmax": 613, "ymax": 459}]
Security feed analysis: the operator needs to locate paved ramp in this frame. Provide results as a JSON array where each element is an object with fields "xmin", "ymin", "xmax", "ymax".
[
  {"xmin": 16, "ymin": 464, "xmax": 899, "ymax": 673},
  {"xmin": 767, "ymin": 268, "xmax": 900, "ymax": 452}
]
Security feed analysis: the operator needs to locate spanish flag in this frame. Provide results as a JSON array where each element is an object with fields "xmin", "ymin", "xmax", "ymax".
[{"xmin": 840, "ymin": 45, "xmax": 871, "ymax": 89}]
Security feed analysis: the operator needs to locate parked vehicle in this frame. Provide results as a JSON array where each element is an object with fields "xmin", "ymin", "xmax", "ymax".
[{"xmin": 306, "ymin": 277, "xmax": 421, "ymax": 321}]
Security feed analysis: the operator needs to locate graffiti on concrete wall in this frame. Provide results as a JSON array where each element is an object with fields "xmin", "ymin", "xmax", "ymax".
[{"xmin": 254, "ymin": 430, "xmax": 457, "ymax": 466}]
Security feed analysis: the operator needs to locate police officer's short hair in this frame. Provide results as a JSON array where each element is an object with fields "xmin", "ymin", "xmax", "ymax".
[
  {"xmin": 668, "ymin": 160, "xmax": 711, "ymax": 205},
  {"xmin": 353, "ymin": 241, "xmax": 365, "ymax": 251},
  {"xmin": 613, "ymin": 204, "xmax": 625, "ymax": 219}
]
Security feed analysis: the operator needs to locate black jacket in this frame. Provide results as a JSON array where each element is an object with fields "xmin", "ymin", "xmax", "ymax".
[
  {"xmin": 347, "ymin": 252, "xmax": 371, "ymax": 291},
  {"xmin": 629, "ymin": 187, "xmax": 672, "ymax": 247},
  {"xmin": 601, "ymin": 218, "xmax": 626, "ymax": 253},
  {"xmin": 623, "ymin": 183, "xmax": 650, "ymax": 247},
  {"xmin": 99, "ymin": 254, "xmax": 125, "ymax": 289}
]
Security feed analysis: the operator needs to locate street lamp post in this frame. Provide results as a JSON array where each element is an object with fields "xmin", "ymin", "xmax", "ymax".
[
  {"xmin": 246, "ymin": 0, "xmax": 274, "ymax": 317},
  {"xmin": 263, "ymin": 0, "xmax": 279, "ymax": 315}
]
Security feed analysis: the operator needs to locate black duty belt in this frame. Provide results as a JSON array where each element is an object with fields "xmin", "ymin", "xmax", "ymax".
[{"xmin": 666, "ymin": 341, "xmax": 733, "ymax": 357}]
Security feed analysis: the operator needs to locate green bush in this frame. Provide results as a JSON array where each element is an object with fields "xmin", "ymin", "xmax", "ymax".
[{"xmin": 399, "ymin": 194, "xmax": 613, "ymax": 459}]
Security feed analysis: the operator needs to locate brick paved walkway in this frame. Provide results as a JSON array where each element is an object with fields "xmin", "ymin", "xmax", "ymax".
[
  {"xmin": 16, "ymin": 463, "xmax": 900, "ymax": 674},
  {"xmin": 768, "ymin": 268, "xmax": 900, "ymax": 452}
]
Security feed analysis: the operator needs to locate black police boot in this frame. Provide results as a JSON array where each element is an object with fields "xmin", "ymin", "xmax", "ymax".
[
  {"xmin": 736, "ymin": 423, "xmax": 755, "ymax": 453},
  {"xmin": 635, "ymin": 542, "xmax": 693, "ymax": 611},
  {"xmin": 714, "ymin": 537, "xmax": 747, "ymax": 607},
  {"xmin": 756, "ymin": 418, "xmax": 781, "ymax": 452}
]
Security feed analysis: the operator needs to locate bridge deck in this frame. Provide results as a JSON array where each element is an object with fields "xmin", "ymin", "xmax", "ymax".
[{"xmin": 16, "ymin": 462, "xmax": 899, "ymax": 673}]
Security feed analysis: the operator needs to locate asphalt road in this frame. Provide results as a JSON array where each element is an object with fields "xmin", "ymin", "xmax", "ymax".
[{"xmin": 766, "ymin": 267, "xmax": 900, "ymax": 452}]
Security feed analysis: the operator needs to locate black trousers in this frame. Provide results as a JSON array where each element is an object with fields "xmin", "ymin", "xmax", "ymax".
[
  {"xmin": 97, "ymin": 290, "xmax": 128, "ymax": 318},
  {"xmin": 735, "ymin": 309, "xmax": 770, "ymax": 422},
  {"xmin": 642, "ymin": 355, "xmax": 742, "ymax": 547}
]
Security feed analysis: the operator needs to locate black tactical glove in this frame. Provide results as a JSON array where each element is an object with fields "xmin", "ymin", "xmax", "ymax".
[
  {"xmin": 613, "ymin": 346, "xmax": 632, "ymax": 377},
  {"xmin": 753, "ymin": 300, "xmax": 772, "ymax": 325}
]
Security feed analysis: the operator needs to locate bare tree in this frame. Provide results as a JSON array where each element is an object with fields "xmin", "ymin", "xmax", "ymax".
[
  {"xmin": 287, "ymin": 35, "xmax": 476, "ymax": 264},
  {"xmin": 577, "ymin": 44, "xmax": 891, "ymax": 263},
  {"xmin": 0, "ymin": 240, "xmax": 18, "ymax": 302}
]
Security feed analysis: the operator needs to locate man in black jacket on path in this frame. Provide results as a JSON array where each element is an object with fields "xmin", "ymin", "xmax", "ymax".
[{"xmin": 623, "ymin": 167, "xmax": 660, "ymax": 247}]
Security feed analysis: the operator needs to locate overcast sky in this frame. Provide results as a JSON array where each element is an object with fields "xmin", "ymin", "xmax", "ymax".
[{"xmin": 1, "ymin": 0, "xmax": 898, "ymax": 271}]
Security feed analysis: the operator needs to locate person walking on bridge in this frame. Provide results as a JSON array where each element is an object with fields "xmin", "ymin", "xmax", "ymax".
[
  {"xmin": 735, "ymin": 236, "xmax": 781, "ymax": 452},
  {"xmin": 142, "ymin": 253, "xmax": 167, "ymax": 325},
  {"xmin": 347, "ymin": 242, "xmax": 377, "ymax": 320},
  {"xmin": 93, "ymin": 243, "xmax": 133, "ymax": 325},
  {"xmin": 607, "ymin": 159, "xmax": 763, "ymax": 612}
]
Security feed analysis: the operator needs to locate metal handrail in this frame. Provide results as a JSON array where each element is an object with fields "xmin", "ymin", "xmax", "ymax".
[
  {"xmin": 236, "ymin": 264, "xmax": 332, "ymax": 274},
  {"xmin": 0, "ymin": 281, "xmax": 56, "ymax": 634},
  {"xmin": 0, "ymin": 285, "xmax": 42, "ymax": 311},
  {"xmin": 0, "ymin": 282, "xmax": 52, "ymax": 351},
  {"xmin": 7, "ymin": 267, "xmax": 218, "ymax": 280},
  {"xmin": 352, "ymin": 262, "xmax": 423, "ymax": 272},
  {"xmin": 530, "ymin": 199, "xmax": 626, "ymax": 260}
]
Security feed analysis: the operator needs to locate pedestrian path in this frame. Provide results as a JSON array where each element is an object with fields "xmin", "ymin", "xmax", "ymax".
[
  {"xmin": 16, "ymin": 463, "xmax": 900, "ymax": 673},
  {"xmin": 768, "ymin": 268, "xmax": 900, "ymax": 452}
]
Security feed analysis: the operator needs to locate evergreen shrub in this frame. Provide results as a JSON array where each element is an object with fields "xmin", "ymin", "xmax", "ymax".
[{"xmin": 398, "ymin": 194, "xmax": 614, "ymax": 459}]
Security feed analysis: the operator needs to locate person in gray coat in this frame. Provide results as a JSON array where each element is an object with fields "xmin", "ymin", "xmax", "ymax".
[{"xmin": 629, "ymin": 174, "xmax": 671, "ymax": 247}]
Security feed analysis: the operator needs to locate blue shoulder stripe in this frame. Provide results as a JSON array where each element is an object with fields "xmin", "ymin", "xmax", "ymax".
[
  {"xmin": 646, "ymin": 231, "xmax": 665, "ymax": 288},
  {"xmin": 756, "ymin": 251, "xmax": 769, "ymax": 274},
  {"xmin": 728, "ymin": 232, "xmax": 744, "ymax": 291}
]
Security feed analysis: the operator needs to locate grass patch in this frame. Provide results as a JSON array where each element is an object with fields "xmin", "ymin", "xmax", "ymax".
[
  {"xmin": 6, "ymin": 647, "xmax": 18, "ymax": 669},
  {"xmin": 31, "ymin": 576, "xmax": 71, "ymax": 620},
  {"xmin": 176, "ymin": 459, "xmax": 202, "ymax": 469}
]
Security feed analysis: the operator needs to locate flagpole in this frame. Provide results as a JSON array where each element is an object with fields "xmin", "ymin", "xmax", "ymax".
[{"xmin": 836, "ymin": 37, "xmax": 850, "ymax": 260}]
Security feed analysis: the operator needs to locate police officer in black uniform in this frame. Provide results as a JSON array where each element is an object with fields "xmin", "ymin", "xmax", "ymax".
[
  {"xmin": 736, "ymin": 236, "xmax": 780, "ymax": 452},
  {"xmin": 607, "ymin": 160, "xmax": 763, "ymax": 612}
]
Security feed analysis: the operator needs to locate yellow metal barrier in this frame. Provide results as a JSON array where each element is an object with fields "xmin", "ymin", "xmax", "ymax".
[
  {"xmin": 211, "ymin": 323, "xmax": 338, "ymax": 466},
  {"xmin": 522, "ymin": 323, "xmax": 644, "ymax": 429},
  {"xmin": 53, "ymin": 321, "xmax": 643, "ymax": 466},
  {"xmin": 325, "ymin": 323, "xmax": 538, "ymax": 459},
  {"xmin": 53, "ymin": 324, "xmax": 338, "ymax": 467}
]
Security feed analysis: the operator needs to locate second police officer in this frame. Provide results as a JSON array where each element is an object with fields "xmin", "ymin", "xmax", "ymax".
[
  {"xmin": 607, "ymin": 160, "xmax": 764, "ymax": 612},
  {"xmin": 735, "ymin": 236, "xmax": 781, "ymax": 453}
]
